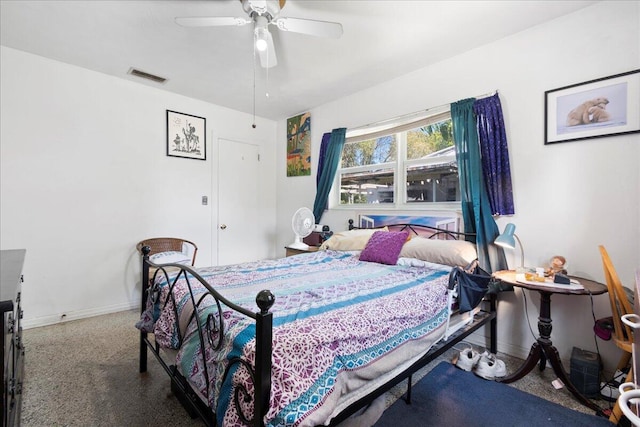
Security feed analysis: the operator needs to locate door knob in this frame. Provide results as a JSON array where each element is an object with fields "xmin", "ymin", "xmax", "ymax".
[{"xmin": 220, "ymin": 224, "xmax": 227, "ymax": 230}]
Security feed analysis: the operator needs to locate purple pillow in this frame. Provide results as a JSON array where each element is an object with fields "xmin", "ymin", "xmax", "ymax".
[{"xmin": 359, "ymin": 230, "xmax": 410, "ymax": 265}]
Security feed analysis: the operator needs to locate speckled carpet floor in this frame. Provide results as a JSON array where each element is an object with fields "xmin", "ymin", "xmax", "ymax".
[{"xmin": 20, "ymin": 310, "xmax": 613, "ymax": 426}]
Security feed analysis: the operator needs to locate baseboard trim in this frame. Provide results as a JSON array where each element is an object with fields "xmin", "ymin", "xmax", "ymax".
[{"xmin": 22, "ymin": 300, "xmax": 141, "ymax": 329}]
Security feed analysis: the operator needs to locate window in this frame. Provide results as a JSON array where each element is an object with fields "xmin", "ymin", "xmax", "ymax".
[
  {"xmin": 340, "ymin": 135, "xmax": 397, "ymax": 204},
  {"xmin": 335, "ymin": 110, "xmax": 459, "ymax": 208}
]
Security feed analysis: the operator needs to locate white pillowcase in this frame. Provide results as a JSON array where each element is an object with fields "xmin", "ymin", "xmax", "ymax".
[
  {"xmin": 399, "ymin": 237, "xmax": 477, "ymax": 267},
  {"xmin": 149, "ymin": 251, "xmax": 192, "ymax": 265},
  {"xmin": 319, "ymin": 227, "xmax": 389, "ymax": 251}
]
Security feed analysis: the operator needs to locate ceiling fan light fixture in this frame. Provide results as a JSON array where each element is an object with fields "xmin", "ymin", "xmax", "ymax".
[{"xmin": 255, "ymin": 27, "xmax": 269, "ymax": 51}]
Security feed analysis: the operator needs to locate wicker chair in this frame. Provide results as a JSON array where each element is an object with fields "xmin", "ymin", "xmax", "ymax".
[{"xmin": 136, "ymin": 237, "xmax": 198, "ymax": 266}]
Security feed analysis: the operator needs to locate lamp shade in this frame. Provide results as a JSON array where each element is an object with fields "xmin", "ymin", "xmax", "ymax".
[{"xmin": 495, "ymin": 223, "xmax": 516, "ymax": 249}]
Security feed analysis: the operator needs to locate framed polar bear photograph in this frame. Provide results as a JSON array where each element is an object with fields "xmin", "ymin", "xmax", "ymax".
[{"xmin": 544, "ymin": 69, "xmax": 640, "ymax": 144}]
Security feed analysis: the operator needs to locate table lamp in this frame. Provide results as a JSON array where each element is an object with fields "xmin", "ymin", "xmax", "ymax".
[{"xmin": 494, "ymin": 223, "xmax": 524, "ymax": 268}]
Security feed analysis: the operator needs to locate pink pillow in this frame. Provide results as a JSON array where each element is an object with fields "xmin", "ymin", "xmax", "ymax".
[{"xmin": 359, "ymin": 230, "xmax": 409, "ymax": 265}]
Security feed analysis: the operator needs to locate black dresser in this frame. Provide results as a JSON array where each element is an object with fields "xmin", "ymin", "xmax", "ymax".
[{"xmin": 1, "ymin": 250, "xmax": 25, "ymax": 427}]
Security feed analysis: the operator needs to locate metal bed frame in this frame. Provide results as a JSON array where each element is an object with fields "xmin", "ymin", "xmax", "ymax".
[{"xmin": 138, "ymin": 224, "xmax": 498, "ymax": 427}]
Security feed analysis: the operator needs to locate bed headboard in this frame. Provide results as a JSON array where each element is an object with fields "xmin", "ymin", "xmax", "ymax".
[{"xmin": 347, "ymin": 215, "xmax": 474, "ymax": 241}]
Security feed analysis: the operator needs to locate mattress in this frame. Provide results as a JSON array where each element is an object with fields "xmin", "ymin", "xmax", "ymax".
[{"xmin": 137, "ymin": 250, "xmax": 456, "ymax": 426}]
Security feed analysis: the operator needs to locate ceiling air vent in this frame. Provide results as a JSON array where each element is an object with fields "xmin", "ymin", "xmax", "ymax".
[{"xmin": 127, "ymin": 67, "xmax": 167, "ymax": 84}]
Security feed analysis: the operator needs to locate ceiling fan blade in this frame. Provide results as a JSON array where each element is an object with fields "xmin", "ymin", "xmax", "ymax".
[
  {"xmin": 175, "ymin": 16, "xmax": 252, "ymax": 27},
  {"xmin": 258, "ymin": 30, "xmax": 277, "ymax": 68},
  {"xmin": 273, "ymin": 17, "xmax": 343, "ymax": 39}
]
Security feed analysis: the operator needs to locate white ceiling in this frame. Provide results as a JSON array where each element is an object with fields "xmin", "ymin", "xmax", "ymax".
[{"xmin": 1, "ymin": 0, "xmax": 597, "ymax": 121}]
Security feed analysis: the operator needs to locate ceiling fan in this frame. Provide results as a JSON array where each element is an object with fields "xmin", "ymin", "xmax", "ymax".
[{"xmin": 175, "ymin": 0, "xmax": 343, "ymax": 68}]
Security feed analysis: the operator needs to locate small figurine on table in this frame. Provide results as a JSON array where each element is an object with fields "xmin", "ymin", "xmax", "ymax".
[{"xmin": 546, "ymin": 255, "xmax": 567, "ymax": 277}]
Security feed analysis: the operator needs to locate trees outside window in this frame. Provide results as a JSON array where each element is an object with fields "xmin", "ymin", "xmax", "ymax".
[{"xmin": 337, "ymin": 114, "xmax": 459, "ymax": 207}]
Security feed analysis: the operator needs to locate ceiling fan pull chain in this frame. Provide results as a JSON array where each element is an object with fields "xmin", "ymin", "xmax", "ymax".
[
  {"xmin": 252, "ymin": 40, "xmax": 257, "ymax": 129},
  {"xmin": 265, "ymin": 51, "xmax": 269, "ymax": 98}
]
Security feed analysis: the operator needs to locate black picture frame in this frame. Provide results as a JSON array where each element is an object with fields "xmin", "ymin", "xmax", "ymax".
[
  {"xmin": 544, "ymin": 69, "xmax": 640, "ymax": 145},
  {"xmin": 166, "ymin": 110, "xmax": 206, "ymax": 160}
]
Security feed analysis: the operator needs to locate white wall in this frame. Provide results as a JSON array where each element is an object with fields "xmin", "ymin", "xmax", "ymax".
[
  {"xmin": 0, "ymin": 47, "xmax": 277, "ymax": 328},
  {"xmin": 3, "ymin": 0, "xmax": 637, "ymax": 374},
  {"xmin": 275, "ymin": 1, "xmax": 640, "ymax": 372}
]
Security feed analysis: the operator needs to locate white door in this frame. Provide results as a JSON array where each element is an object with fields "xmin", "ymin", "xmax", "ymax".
[{"xmin": 218, "ymin": 139, "xmax": 261, "ymax": 265}]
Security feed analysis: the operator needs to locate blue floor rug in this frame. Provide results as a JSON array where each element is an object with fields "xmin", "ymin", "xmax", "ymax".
[{"xmin": 375, "ymin": 361, "xmax": 612, "ymax": 426}]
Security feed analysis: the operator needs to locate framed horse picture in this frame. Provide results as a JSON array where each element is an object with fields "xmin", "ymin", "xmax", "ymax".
[{"xmin": 166, "ymin": 110, "xmax": 206, "ymax": 160}]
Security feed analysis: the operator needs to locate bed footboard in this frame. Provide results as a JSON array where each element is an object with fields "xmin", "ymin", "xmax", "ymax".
[{"xmin": 138, "ymin": 246, "xmax": 275, "ymax": 427}]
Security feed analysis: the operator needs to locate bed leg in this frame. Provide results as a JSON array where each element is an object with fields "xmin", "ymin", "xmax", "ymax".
[
  {"xmin": 255, "ymin": 291, "xmax": 275, "ymax": 427},
  {"xmin": 404, "ymin": 375, "xmax": 412, "ymax": 404},
  {"xmin": 140, "ymin": 331, "xmax": 148, "ymax": 373},
  {"xmin": 140, "ymin": 246, "xmax": 151, "ymax": 373},
  {"xmin": 489, "ymin": 293, "xmax": 497, "ymax": 354}
]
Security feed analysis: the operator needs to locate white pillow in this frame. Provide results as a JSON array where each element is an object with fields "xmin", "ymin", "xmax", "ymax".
[
  {"xmin": 399, "ymin": 237, "xmax": 477, "ymax": 267},
  {"xmin": 149, "ymin": 251, "xmax": 191, "ymax": 265},
  {"xmin": 319, "ymin": 227, "xmax": 389, "ymax": 251}
]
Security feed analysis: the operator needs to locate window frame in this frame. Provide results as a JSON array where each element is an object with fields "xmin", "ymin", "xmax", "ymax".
[{"xmin": 330, "ymin": 108, "xmax": 460, "ymax": 212}]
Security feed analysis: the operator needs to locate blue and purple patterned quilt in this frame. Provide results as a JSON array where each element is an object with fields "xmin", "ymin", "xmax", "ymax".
[{"xmin": 137, "ymin": 250, "xmax": 451, "ymax": 427}]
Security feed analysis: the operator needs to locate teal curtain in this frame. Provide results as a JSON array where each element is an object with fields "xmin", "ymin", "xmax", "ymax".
[
  {"xmin": 313, "ymin": 128, "xmax": 346, "ymax": 221},
  {"xmin": 451, "ymin": 99, "xmax": 507, "ymax": 273}
]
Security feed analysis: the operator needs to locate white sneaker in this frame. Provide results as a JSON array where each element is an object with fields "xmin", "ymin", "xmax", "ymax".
[
  {"xmin": 600, "ymin": 381, "xmax": 620, "ymax": 401},
  {"xmin": 474, "ymin": 351, "xmax": 507, "ymax": 380},
  {"xmin": 600, "ymin": 369, "xmax": 629, "ymax": 401},
  {"xmin": 455, "ymin": 346, "xmax": 481, "ymax": 371},
  {"xmin": 614, "ymin": 369, "xmax": 628, "ymax": 383}
]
